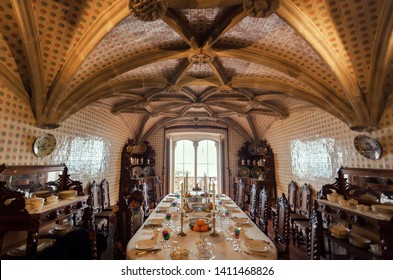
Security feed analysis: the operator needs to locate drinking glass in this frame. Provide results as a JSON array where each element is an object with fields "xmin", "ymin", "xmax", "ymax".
[
  {"xmin": 232, "ymin": 227, "xmax": 242, "ymax": 252},
  {"xmin": 161, "ymin": 228, "xmax": 171, "ymax": 252}
]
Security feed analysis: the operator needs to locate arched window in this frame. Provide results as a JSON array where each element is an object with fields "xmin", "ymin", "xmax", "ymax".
[{"xmin": 170, "ymin": 135, "xmax": 221, "ymax": 194}]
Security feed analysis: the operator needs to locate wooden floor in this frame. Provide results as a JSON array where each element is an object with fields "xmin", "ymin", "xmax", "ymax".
[{"xmin": 265, "ymin": 218, "xmax": 308, "ymax": 260}]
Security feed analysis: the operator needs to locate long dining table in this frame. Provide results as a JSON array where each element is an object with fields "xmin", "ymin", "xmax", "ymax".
[{"xmin": 126, "ymin": 193, "xmax": 277, "ymax": 260}]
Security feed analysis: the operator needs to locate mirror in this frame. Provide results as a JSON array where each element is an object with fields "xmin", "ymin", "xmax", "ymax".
[{"xmin": 0, "ymin": 164, "xmax": 66, "ymax": 197}]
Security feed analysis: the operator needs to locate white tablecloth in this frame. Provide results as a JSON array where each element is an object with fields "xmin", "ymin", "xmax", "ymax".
[{"xmin": 126, "ymin": 194, "xmax": 277, "ymax": 260}]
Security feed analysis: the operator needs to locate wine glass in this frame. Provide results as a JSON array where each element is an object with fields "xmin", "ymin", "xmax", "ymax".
[
  {"xmin": 232, "ymin": 227, "xmax": 242, "ymax": 252},
  {"xmin": 165, "ymin": 212, "xmax": 174, "ymax": 229},
  {"xmin": 161, "ymin": 228, "xmax": 171, "ymax": 252}
]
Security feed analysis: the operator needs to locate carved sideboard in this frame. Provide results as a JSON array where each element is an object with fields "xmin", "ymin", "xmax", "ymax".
[{"xmin": 0, "ymin": 164, "xmax": 95, "ymax": 259}]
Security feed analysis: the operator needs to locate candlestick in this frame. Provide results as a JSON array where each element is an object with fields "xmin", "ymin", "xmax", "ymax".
[
  {"xmin": 178, "ymin": 209, "xmax": 187, "ymax": 237},
  {"xmin": 212, "ymin": 182, "xmax": 216, "ymax": 212}
]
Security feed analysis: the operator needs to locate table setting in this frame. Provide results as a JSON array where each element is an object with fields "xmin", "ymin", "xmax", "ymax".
[{"xmin": 126, "ymin": 189, "xmax": 277, "ymax": 260}]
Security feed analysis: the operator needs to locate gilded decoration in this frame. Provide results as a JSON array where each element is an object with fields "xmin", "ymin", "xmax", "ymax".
[
  {"xmin": 129, "ymin": 0, "xmax": 168, "ymax": 21},
  {"xmin": 243, "ymin": 0, "xmax": 280, "ymax": 18}
]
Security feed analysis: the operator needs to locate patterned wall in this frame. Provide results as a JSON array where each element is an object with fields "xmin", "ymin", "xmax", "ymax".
[
  {"xmin": 0, "ymin": 83, "xmax": 130, "ymax": 205},
  {"xmin": 266, "ymin": 108, "xmax": 393, "ymax": 197}
]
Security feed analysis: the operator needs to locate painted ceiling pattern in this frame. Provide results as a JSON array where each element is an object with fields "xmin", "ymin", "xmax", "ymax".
[{"xmin": 0, "ymin": 0, "xmax": 392, "ymax": 144}]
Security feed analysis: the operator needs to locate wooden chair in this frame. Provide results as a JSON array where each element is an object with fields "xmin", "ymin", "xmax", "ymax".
[
  {"xmin": 291, "ymin": 183, "xmax": 313, "ymax": 246},
  {"xmin": 235, "ymin": 178, "xmax": 246, "ymax": 210},
  {"xmin": 152, "ymin": 176, "xmax": 162, "ymax": 206},
  {"xmin": 99, "ymin": 178, "xmax": 113, "ymax": 211},
  {"xmin": 115, "ymin": 195, "xmax": 133, "ymax": 259},
  {"xmin": 273, "ymin": 193, "xmax": 290, "ymax": 259},
  {"xmin": 307, "ymin": 203, "xmax": 324, "ymax": 260},
  {"xmin": 248, "ymin": 184, "xmax": 257, "ymax": 222},
  {"xmin": 95, "ymin": 179, "xmax": 113, "ymax": 237},
  {"xmin": 87, "ymin": 181, "xmax": 108, "ymax": 237},
  {"xmin": 257, "ymin": 186, "xmax": 269, "ymax": 235}
]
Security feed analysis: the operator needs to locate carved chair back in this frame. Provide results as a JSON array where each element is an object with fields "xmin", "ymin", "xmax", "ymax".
[
  {"xmin": 235, "ymin": 178, "xmax": 246, "ymax": 209},
  {"xmin": 307, "ymin": 203, "xmax": 323, "ymax": 260},
  {"xmin": 274, "ymin": 193, "xmax": 290, "ymax": 254},
  {"xmin": 100, "ymin": 178, "xmax": 111, "ymax": 210},
  {"xmin": 116, "ymin": 195, "xmax": 133, "ymax": 259},
  {"xmin": 257, "ymin": 186, "xmax": 269, "ymax": 235},
  {"xmin": 153, "ymin": 177, "xmax": 162, "ymax": 206},
  {"xmin": 298, "ymin": 183, "xmax": 312, "ymax": 217},
  {"xmin": 89, "ymin": 180, "xmax": 102, "ymax": 214},
  {"xmin": 142, "ymin": 182, "xmax": 151, "ymax": 219},
  {"xmin": 287, "ymin": 180, "xmax": 297, "ymax": 213},
  {"xmin": 248, "ymin": 184, "xmax": 257, "ymax": 221}
]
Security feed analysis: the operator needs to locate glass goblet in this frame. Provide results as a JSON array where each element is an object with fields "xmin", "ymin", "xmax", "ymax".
[{"xmin": 232, "ymin": 227, "xmax": 242, "ymax": 252}]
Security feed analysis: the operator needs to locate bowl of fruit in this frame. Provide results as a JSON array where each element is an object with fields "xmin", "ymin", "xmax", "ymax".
[{"xmin": 188, "ymin": 218, "xmax": 211, "ymax": 232}]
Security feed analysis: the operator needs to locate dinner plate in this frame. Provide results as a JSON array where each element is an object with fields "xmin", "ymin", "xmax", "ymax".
[
  {"xmin": 132, "ymin": 166, "xmax": 143, "ymax": 177},
  {"xmin": 233, "ymin": 218, "xmax": 249, "ymax": 225},
  {"xmin": 156, "ymin": 206, "xmax": 170, "ymax": 212},
  {"xmin": 245, "ymin": 240, "xmax": 270, "ymax": 252},
  {"xmin": 49, "ymin": 225, "xmax": 74, "ymax": 236},
  {"xmin": 331, "ymin": 233, "xmax": 347, "ymax": 239},
  {"xmin": 132, "ymin": 239, "xmax": 157, "ymax": 250},
  {"xmin": 148, "ymin": 218, "xmax": 164, "ymax": 226},
  {"xmin": 7, "ymin": 238, "xmax": 56, "ymax": 257}
]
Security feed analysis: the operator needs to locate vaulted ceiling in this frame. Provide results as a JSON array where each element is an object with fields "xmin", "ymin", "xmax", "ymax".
[{"xmin": 0, "ymin": 0, "xmax": 392, "ymax": 143}]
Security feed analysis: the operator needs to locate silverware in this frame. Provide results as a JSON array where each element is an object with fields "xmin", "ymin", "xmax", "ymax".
[{"xmin": 136, "ymin": 248, "xmax": 161, "ymax": 256}]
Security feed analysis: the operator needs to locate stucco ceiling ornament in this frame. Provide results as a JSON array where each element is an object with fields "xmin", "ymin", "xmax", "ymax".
[
  {"xmin": 218, "ymin": 84, "xmax": 233, "ymax": 94},
  {"xmin": 129, "ymin": 0, "xmax": 168, "ymax": 21},
  {"xmin": 243, "ymin": 0, "xmax": 280, "ymax": 18},
  {"xmin": 166, "ymin": 85, "xmax": 182, "ymax": 93},
  {"xmin": 188, "ymin": 48, "xmax": 215, "ymax": 65}
]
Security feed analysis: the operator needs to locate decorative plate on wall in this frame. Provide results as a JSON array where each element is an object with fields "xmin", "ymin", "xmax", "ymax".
[
  {"xmin": 251, "ymin": 167, "xmax": 263, "ymax": 179},
  {"xmin": 353, "ymin": 135, "xmax": 382, "ymax": 160},
  {"xmin": 132, "ymin": 166, "xmax": 143, "ymax": 178},
  {"xmin": 143, "ymin": 166, "xmax": 152, "ymax": 176},
  {"xmin": 33, "ymin": 134, "xmax": 57, "ymax": 157},
  {"xmin": 239, "ymin": 166, "xmax": 250, "ymax": 178}
]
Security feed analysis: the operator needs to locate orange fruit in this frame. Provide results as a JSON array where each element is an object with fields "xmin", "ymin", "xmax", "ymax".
[
  {"xmin": 196, "ymin": 219, "xmax": 205, "ymax": 226},
  {"xmin": 193, "ymin": 225, "xmax": 200, "ymax": 232},
  {"xmin": 200, "ymin": 224, "xmax": 209, "ymax": 232}
]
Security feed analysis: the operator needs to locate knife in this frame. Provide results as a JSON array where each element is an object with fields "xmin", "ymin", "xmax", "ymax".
[{"xmin": 136, "ymin": 248, "xmax": 161, "ymax": 255}]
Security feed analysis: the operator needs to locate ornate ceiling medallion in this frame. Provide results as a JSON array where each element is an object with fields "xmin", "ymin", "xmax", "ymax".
[
  {"xmin": 188, "ymin": 48, "xmax": 215, "ymax": 65},
  {"xmin": 243, "ymin": 0, "xmax": 280, "ymax": 18},
  {"xmin": 129, "ymin": 0, "xmax": 168, "ymax": 21}
]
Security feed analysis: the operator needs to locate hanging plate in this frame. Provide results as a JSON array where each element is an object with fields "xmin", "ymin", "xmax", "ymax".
[
  {"xmin": 239, "ymin": 166, "xmax": 250, "ymax": 178},
  {"xmin": 143, "ymin": 166, "xmax": 152, "ymax": 176},
  {"xmin": 354, "ymin": 135, "xmax": 382, "ymax": 160},
  {"xmin": 251, "ymin": 167, "xmax": 263, "ymax": 178},
  {"xmin": 33, "ymin": 134, "xmax": 57, "ymax": 157}
]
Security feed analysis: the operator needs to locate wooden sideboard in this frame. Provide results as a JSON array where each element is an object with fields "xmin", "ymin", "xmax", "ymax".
[
  {"xmin": 317, "ymin": 167, "xmax": 393, "ymax": 260},
  {"xmin": 0, "ymin": 164, "xmax": 95, "ymax": 259}
]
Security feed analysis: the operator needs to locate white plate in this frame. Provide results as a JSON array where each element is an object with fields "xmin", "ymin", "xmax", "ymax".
[
  {"xmin": 156, "ymin": 206, "xmax": 170, "ymax": 212},
  {"xmin": 233, "ymin": 218, "xmax": 249, "ymax": 225},
  {"xmin": 148, "ymin": 218, "xmax": 164, "ymax": 226},
  {"xmin": 132, "ymin": 239, "xmax": 157, "ymax": 250},
  {"xmin": 245, "ymin": 240, "xmax": 271, "ymax": 252},
  {"xmin": 8, "ymin": 238, "xmax": 56, "ymax": 257}
]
